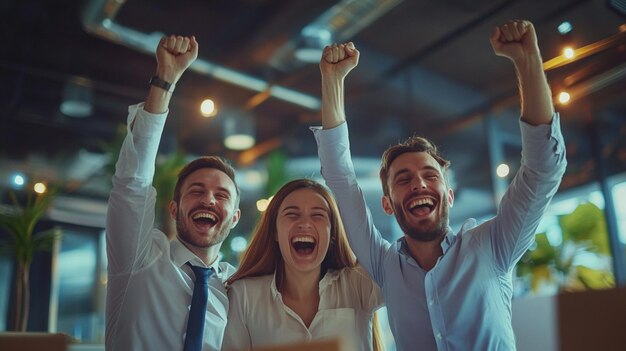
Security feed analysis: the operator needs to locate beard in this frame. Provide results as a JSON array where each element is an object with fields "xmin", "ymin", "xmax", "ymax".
[
  {"xmin": 393, "ymin": 194, "xmax": 450, "ymax": 242},
  {"xmin": 175, "ymin": 207, "xmax": 231, "ymax": 248}
]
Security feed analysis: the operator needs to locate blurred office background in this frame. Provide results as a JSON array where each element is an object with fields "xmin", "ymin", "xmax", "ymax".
[{"xmin": 1, "ymin": 0, "xmax": 626, "ymax": 349}]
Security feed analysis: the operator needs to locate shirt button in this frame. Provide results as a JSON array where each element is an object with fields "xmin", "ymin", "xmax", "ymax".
[
  {"xmin": 429, "ymin": 299, "xmax": 435, "ymax": 305},
  {"xmin": 436, "ymin": 332, "xmax": 442, "ymax": 340}
]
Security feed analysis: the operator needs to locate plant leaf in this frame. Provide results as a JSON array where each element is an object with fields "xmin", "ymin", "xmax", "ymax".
[{"xmin": 575, "ymin": 265, "xmax": 615, "ymax": 289}]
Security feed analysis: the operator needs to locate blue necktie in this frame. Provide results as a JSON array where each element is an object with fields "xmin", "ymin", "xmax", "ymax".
[{"xmin": 184, "ymin": 263, "xmax": 214, "ymax": 351}]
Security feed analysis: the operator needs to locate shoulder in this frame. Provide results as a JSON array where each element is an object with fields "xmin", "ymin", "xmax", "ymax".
[
  {"xmin": 330, "ymin": 265, "xmax": 375, "ymax": 286},
  {"xmin": 228, "ymin": 274, "xmax": 273, "ymax": 293},
  {"xmin": 217, "ymin": 261, "xmax": 237, "ymax": 281}
]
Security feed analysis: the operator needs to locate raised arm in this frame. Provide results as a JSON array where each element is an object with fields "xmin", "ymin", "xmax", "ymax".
[
  {"xmin": 490, "ymin": 20, "xmax": 553, "ymax": 125},
  {"xmin": 315, "ymin": 43, "xmax": 392, "ymax": 286},
  {"xmin": 320, "ymin": 42, "xmax": 359, "ymax": 129},
  {"xmin": 145, "ymin": 35, "xmax": 198, "ymax": 113},
  {"xmin": 106, "ymin": 35, "xmax": 198, "ymax": 275},
  {"xmin": 484, "ymin": 21, "xmax": 566, "ymax": 272}
]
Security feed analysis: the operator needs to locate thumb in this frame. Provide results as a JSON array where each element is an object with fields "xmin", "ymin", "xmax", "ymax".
[
  {"xmin": 189, "ymin": 36, "xmax": 199, "ymax": 58},
  {"xmin": 489, "ymin": 27, "xmax": 502, "ymax": 52},
  {"xmin": 346, "ymin": 42, "xmax": 357, "ymax": 57},
  {"xmin": 489, "ymin": 27, "xmax": 500, "ymax": 45}
]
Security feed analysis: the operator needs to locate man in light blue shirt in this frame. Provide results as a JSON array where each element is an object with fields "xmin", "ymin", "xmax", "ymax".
[{"xmin": 312, "ymin": 20, "xmax": 567, "ymax": 350}]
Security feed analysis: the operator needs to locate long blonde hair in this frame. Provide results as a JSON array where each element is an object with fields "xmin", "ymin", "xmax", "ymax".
[{"xmin": 227, "ymin": 178, "xmax": 383, "ymax": 351}]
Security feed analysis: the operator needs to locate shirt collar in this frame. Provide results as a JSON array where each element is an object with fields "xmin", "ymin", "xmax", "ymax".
[
  {"xmin": 170, "ymin": 237, "xmax": 221, "ymax": 272},
  {"xmin": 396, "ymin": 228, "xmax": 457, "ymax": 257},
  {"xmin": 269, "ymin": 268, "xmax": 343, "ymax": 300}
]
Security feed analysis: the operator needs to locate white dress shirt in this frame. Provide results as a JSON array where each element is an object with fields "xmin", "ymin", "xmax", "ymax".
[
  {"xmin": 105, "ymin": 103, "xmax": 236, "ymax": 351},
  {"xmin": 222, "ymin": 266, "xmax": 383, "ymax": 351}
]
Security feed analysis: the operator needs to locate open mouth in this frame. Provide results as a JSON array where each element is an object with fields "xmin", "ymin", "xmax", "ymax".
[
  {"xmin": 291, "ymin": 235, "xmax": 317, "ymax": 256},
  {"xmin": 407, "ymin": 197, "xmax": 436, "ymax": 217},
  {"xmin": 192, "ymin": 211, "xmax": 219, "ymax": 227}
]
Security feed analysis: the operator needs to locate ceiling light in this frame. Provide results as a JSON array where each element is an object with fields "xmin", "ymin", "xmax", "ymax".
[
  {"xmin": 294, "ymin": 27, "xmax": 332, "ymax": 63},
  {"xmin": 223, "ymin": 109, "xmax": 256, "ymax": 150},
  {"xmin": 200, "ymin": 99, "xmax": 217, "ymax": 117},
  {"xmin": 558, "ymin": 91, "xmax": 571, "ymax": 105},
  {"xmin": 562, "ymin": 47, "xmax": 575, "ymax": 59},
  {"xmin": 34, "ymin": 182, "xmax": 47, "ymax": 194},
  {"xmin": 496, "ymin": 164, "xmax": 510, "ymax": 178},
  {"xmin": 60, "ymin": 77, "xmax": 93, "ymax": 118},
  {"xmin": 12, "ymin": 173, "xmax": 25, "ymax": 188},
  {"xmin": 557, "ymin": 21, "xmax": 572, "ymax": 35}
]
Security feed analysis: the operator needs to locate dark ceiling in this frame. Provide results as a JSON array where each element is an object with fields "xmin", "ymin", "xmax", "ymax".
[{"xmin": 1, "ymin": 0, "xmax": 625, "ymax": 236}]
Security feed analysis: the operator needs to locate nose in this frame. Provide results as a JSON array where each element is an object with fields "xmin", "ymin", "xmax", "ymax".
[
  {"xmin": 201, "ymin": 193, "xmax": 217, "ymax": 206},
  {"xmin": 411, "ymin": 177, "xmax": 427, "ymax": 191},
  {"xmin": 297, "ymin": 220, "xmax": 312, "ymax": 229}
]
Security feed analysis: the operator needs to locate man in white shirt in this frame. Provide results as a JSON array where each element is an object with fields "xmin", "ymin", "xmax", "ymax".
[{"xmin": 105, "ymin": 35, "xmax": 241, "ymax": 351}]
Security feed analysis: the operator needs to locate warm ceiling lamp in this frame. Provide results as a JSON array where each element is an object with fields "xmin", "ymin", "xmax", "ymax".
[
  {"xmin": 200, "ymin": 99, "xmax": 217, "ymax": 117},
  {"xmin": 496, "ymin": 163, "xmax": 510, "ymax": 178},
  {"xmin": 33, "ymin": 182, "xmax": 47, "ymax": 194},
  {"xmin": 223, "ymin": 109, "xmax": 256, "ymax": 150},
  {"xmin": 558, "ymin": 91, "xmax": 571, "ymax": 105}
]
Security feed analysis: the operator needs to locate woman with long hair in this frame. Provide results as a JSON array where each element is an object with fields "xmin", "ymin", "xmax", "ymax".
[{"xmin": 222, "ymin": 179, "xmax": 384, "ymax": 350}]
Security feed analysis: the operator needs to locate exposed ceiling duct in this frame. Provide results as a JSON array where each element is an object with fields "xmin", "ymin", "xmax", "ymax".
[
  {"xmin": 270, "ymin": 0, "xmax": 403, "ymax": 70},
  {"xmin": 81, "ymin": 0, "xmax": 321, "ymax": 110}
]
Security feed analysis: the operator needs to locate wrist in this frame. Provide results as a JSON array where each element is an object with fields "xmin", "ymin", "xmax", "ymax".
[
  {"xmin": 155, "ymin": 66, "xmax": 183, "ymax": 85},
  {"xmin": 321, "ymin": 74, "xmax": 345, "ymax": 86},
  {"xmin": 149, "ymin": 75, "xmax": 176, "ymax": 94},
  {"xmin": 512, "ymin": 50, "xmax": 542, "ymax": 69}
]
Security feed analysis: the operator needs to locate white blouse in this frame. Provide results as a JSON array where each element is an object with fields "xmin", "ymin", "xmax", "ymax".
[{"xmin": 222, "ymin": 266, "xmax": 383, "ymax": 351}]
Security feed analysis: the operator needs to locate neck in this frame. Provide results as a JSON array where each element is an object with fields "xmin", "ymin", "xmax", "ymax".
[
  {"xmin": 404, "ymin": 235, "xmax": 445, "ymax": 271},
  {"xmin": 179, "ymin": 236, "xmax": 221, "ymax": 266},
  {"xmin": 280, "ymin": 265, "xmax": 321, "ymax": 301}
]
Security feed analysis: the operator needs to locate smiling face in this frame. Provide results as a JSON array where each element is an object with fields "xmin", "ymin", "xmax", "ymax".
[
  {"xmin": 275, "ymin": 188, "xmax": 332, "ymax": 275},
  {"xmin": 169, "ymin": 167, "xmax": 240, "ymax": 251},
  {"xmin": 382, "ymin": 151, "xmax": 454, "ymax": 242}
]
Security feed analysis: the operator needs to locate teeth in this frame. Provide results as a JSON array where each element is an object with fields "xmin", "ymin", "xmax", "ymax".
[
  {"xmin": 291, "ymin": 236, "xmax": 316, "ymax": 244},
  {"xmin": 193, "ymin": 212, "xmax": 217, "ymax": 221},
  {"xmin": 409, "ymin": 198, "xmax": 434, "ymax": 209}
]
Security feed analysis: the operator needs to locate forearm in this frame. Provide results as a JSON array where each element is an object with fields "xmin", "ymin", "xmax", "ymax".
[
  {"xmin": 313, "ymin": 125, "xmax": 390, "ymax": 286},
  {"xmin": 514, "ymin": 52, "xmax": 554, "ymax": 126},
  {"xmin": 321, "ymin": 76, "xmax": 346, "ymax": 129},
  {"xmin": 106, "ymin": 104, "xmax": 166, "ymax": 274},
  {"xmin": 489, "ymin": 115, "xmax": 566, "ymax": 271},
  {"xmin": 144, "ymin": 85, "xmax": 173, "ymax": 114},
  {"xmin": 144, "ymin": 67, "xmax": 182, "ymax": 114}
]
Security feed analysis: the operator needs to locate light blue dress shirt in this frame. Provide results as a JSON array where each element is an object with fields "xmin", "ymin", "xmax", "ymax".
[{"xmin": 312, "ymin": 114, "xmax": 566, "ymax": 351}]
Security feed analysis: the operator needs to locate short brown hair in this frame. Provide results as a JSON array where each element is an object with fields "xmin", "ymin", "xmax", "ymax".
[
  {"xmin": 379, "ymin": 136, "xmax": 451, "ymax": 197},
  {"xmin": 173, "ymin": 156, "xmax": 240, "ymax": 205}
]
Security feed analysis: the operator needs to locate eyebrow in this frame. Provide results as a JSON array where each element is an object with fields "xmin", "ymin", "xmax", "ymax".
[
  {"xmin": 280, "ymin": 205, "xmax": 329, "ymax": 213},
  {"xmin": 187, "ymin": 182, "xmax": 232, "ymax": 195},
  {"xmin": 392, "ymin": 165, "xmax": 441, "ymax": 181}
]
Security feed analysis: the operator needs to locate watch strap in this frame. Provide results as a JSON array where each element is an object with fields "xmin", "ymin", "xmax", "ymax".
[{"xmin": 149, "ymin": 75, "xmax": 175, "ymax": 93}]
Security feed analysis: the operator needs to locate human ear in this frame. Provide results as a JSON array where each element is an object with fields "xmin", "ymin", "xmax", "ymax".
[
  {"xmin": 230, "ymin": 209, "xmax": 241, "ymax": 229},
  {"xmin": 168, "ymin": 201, "xmax": 177, "ymax": 220},
  {"xmin": 382, "ymin": 196, "xmax": 394, "ymax": 215},
  {"xmin": 448, "ymin": 188, "xmax": 455, "ymax": 208}
]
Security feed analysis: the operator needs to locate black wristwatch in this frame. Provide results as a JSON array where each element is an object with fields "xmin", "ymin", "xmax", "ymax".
[{"xmin": 149, "ymin": 75, "xmax": 175, "ymax": 93}]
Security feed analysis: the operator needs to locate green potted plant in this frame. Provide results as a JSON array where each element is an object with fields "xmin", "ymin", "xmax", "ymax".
[
  {"xmin": 0, "ymin": 187, "xmax": 61, "ymax": 331},
  {"xmin": 516, "ymin": 202, "xmax": 615, "ymax": 294}
]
